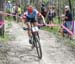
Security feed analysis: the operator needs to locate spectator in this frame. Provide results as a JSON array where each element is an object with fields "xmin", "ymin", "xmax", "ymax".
[
  {"xmin": 41, "ymin": 3, "xmax": 47, "ymax": 17},
  {"xmin": 11, "ymin": 4, "xmax": 16, "ymax": 20},
  {"xmin": 12, "ymin": 4, "xmax": 18, "ymax": 21},
  {"xmin": 47, "ymin": 6, "xmax": 55, "ymax": 29},
  {"xmin": 18, "ymin": 5, "xmax": 22, "ymax": 16},
  {"xmin": 6, "ymin": 1, "xmax": 12, "ymax": 14},
  {"xmin": 17, "ymin": 5, "xmax": 22, "ymax": 22},
  {"xmin": 48, "ymin": 6, "xmax": 53, "ymax": 24},
  {"xmin": 61, "ymin": 5, "xmax": 73, "ymax": 38},
  {"xmin": 65, "ymin": 6, "xmax": 73, "ymax": 32},
  {"xmin": 61, "ymin": 14, "xmax": 65, "ymax": 23},
  {"xmin": 59, "ymin": 14, "xmax": 65, "ymax": 37},
  {"xmin": 51, "ymin": 6, "xmax": 56, "ymax": 18}
]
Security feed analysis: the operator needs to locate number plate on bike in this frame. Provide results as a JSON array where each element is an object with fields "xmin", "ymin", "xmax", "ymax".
[{"xmin": 32, "ymin": 27, "xmax": 39, "ymax": 32}]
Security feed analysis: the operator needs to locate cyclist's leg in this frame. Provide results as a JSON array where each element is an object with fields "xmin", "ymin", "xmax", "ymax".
[
  {"xmin": 26, "ymin": 22, "xmax": 33, "ymax": 44},
  {"xmin": 25, "ymin": 17, "xmax": 33, "ymax": 43},
  {"xmin": 31, "ymin": 17, "xmax": 38, "ymax": 27},
  {"xmin": 26, "ymin": 17, "xmax": 32, "ymax": 37},
  {"xmin": 32, "ymin": 20, "xmax": 39, "ymax": 38},
  {"xmin": 32, "ymin": 22, "xmax": 38, "ymax": 26},
  {"xmin": 26, "ymin": 22, "xmax": 32, "ymax": 36}
]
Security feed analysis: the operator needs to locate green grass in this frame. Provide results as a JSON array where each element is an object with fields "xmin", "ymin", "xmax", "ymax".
[
  {"xmin": 0, "ymin": 19, "xmax": 13, "ymax": 42},
  {"xmin": 42, "ymin": 26, "xmax": 75, "ymax": 47},
  {"xmin": 42, "ymin": 26, "xmax": 59, "ymax": 34},
  {"xmin": 42, "ymin": 17, "xmax": 75, "ymax": 47},
  {"xmin": 7, "ymin": 21, "xmax": 12, "ymax": 29},
  {"xmin": 0, "ymin": 33, "xmax": 10, "ymax": 42},
  {"xmin": 70, "ymin": 41, "xmax": 75, "ymax": 47},
  {"xmin": 5, "ymin": 16, "xmax": 13, "ymax": 21},
  {"xmin": 42, "ymin": 17, "xmax": 60, "ymax": 34}
]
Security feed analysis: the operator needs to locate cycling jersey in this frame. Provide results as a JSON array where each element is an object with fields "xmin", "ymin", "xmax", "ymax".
[{"xmin": 22, "ymin": 9, "xmax": 40, "ymax": 19}]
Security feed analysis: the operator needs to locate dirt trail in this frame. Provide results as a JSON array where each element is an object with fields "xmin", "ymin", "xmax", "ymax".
[{"xmin": 0, "ymin": 21, "xmax": 75, "ymax": 64}]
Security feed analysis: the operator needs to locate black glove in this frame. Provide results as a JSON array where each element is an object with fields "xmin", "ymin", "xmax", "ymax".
[{"xmin": 23, "ymin": 27, "xmax": 27, "ymax": 30}]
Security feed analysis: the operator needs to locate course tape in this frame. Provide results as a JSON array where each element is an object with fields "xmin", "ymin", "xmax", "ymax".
[
  {"xmin": 38, "ymin": 23, "xmax": 74, "ymax": 36},
  {"xmin": 0, "ymin": 11, "xmax": 20, "ymax": 17},
  {"xmin": 61, "ymin": 24, "xmax": 73, "ymax": 35},
  {"xmin": 0, "ymin": 21, "xmax": 4, "ymax": 28},
  {"xmin": 0, "ymin": 11, "xmax": 74, "ymax": 35}
]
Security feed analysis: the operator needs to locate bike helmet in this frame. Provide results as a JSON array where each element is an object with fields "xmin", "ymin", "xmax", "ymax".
[
  {"xmin": 65, "ymin": 5, "xmax": 70, "ymax": 10},
  {"xmin": 27, "ymin": 5, "xmax": 33, "ymax": 13}
]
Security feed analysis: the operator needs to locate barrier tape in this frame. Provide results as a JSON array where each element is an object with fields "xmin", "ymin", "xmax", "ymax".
[
  {"xmin": 38, "ymin": 24, "xmax": 59, "ymax": 27},
  {"xmin": 61, "ymin": 24, "xmax": 73, "ymax": 35},
  {"xmin": 0, "ymin": 11, "xmax": 75, "ymax": 36},
  {"xmin": 0, "ymin": 21, "xmax": 4, "ymax": 28},
  {"xmin": 0, "ymin": 21, "xmax": 4, "ymax": 24},
  {"xmin": 38, "ymin": 23, "xmax": 74, "ymax": 36},
  {"xmin": 0, "ymin": 11, "xmax": 20, "ymax": 17}
]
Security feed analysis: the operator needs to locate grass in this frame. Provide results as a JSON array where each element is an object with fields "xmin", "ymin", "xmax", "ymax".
[
  {"xmin": 0, "ymin": 18, "xmax": 13, "ymax": 42},
  {"xmin": 5, "ymin": 16, "xmax": 13, "ymax": 21},
  {"xmin": 42, "ymin": 17, "xmax": 60, "ymax": 33},
  {"xmin": 42, "ymin": 26, "xmax": 59, "ymax": 34},
  {"xmin": 42, "ymin": 17, "xmax": 75, "ymax": 47},
  {"xmin": 70, "ymin": 41, "xmax": 75, "ymax": 47},
  {"xmin": 6, "ymin": 21, "xmax": 12, "ymax": 29},
  {"xmin": 0, "ymin": 33, "xmax": 10, "ymax": 42}
]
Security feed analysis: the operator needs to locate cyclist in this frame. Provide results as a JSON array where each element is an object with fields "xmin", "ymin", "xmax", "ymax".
[{"xmin": 21, "ymin": 5, "xmax": 46, "ymax": 44}]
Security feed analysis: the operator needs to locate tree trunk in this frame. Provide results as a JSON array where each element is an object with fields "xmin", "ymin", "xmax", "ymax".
[
  {"xmin": 0, "ymin": 0, "xmax": 5, "ymax": 36},
  {"xmin": 34, "ymin": 0, "xmax": 42, "ymax": 12},
  {"xmin": 15, "ymin": 0, "xmax": 19, "ymax": 5}
]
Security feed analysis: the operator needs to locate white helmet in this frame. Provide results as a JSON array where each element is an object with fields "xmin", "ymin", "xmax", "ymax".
[{"xmin": 65, "ymin": 5, "xmax": 70, "ymax": 10}]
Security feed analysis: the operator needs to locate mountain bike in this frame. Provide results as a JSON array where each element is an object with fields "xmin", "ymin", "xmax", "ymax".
[{"xmin": 23, "ymin": 23, "xmax": 42, "ymax": 59}]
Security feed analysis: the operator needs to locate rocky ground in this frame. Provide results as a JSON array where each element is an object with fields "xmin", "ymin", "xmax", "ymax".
[{"xmin": 0, "ymin": 21, "xmax": 75, "ymax": 64}]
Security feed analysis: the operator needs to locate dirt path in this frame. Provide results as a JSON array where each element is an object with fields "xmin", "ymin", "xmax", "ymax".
[{"xmin": 0, "ymin": 21, "xmax": 75, "ymax": 64}]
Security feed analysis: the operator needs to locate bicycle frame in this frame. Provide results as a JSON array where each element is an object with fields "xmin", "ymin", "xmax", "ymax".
[
  {"xmin": 23, "ymin": 22, "xmax": 42, "ymax": 59},
  {"xmin": 30, "ymin": 24, "xmax": 42, "ymax": 59}
]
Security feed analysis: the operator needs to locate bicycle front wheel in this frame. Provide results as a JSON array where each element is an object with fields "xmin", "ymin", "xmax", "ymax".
[{"xmin": 34, "ymin": 36, "xmax": 42, "ymax": 59}]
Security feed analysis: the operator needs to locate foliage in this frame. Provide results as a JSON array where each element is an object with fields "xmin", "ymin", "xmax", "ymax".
[
  {"xmin": 42, "ymin": 17, "xmax": 75, "ymax": 47},
  {"xmin": 0, "ymin": 33, "xmax": 10, "ymax": 42}
]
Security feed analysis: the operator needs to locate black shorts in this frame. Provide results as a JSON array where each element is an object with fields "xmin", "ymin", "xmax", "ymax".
[
  {"xmin": 48, "ymin": 16, "xmax": 53, "ymax": 21},
  {"xmin": 26, "ymin": 16, "xmax": 36, "ymax": 23}
]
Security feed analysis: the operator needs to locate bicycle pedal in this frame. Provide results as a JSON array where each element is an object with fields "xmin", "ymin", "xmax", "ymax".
[
  {"xmin": 29, "ymin": 39, "xmax": 32, "ymax": 44},
  {"xmin": 23, "ymin": 27, "xmax": 27, "ymax": 30}
]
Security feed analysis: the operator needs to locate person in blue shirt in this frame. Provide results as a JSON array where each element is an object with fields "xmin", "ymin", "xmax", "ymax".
[
  {"xmin": 6, "ymin": 1, "xmax": 12, "ymax": 14},
  {"xmin": 21, "ymin": 5, "xmax": 46, "ymax": 44}
]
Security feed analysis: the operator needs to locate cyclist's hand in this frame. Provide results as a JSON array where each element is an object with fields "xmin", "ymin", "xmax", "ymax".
[
  {"xmin": 23, "ymin": 27, "xmax": 27, "ymax": 30},
  {"xmin": 43, "ymin": 23, "xmax": 47, "ymax": 26}
]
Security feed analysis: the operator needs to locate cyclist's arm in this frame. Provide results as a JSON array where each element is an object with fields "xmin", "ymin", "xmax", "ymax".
[
  {"xmin": 34, "ymin": 9, "xmax": 46, "ymax": 24},
  {"xmin": 35, "ymin": 9, "xmax": 46, "ymax": 24},
  {"xmin": 38, "ymin": 12, "xmax": 46, "ymax": 24},
  {"xmin": 20, "ymin": 12, "xmax": 27, "ymax": 27}
]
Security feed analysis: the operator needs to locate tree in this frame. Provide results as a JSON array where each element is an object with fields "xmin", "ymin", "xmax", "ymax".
[
  {"xmin": 34, "ymin": 0, "xmax": 43, "ymax": 12},
  {"xmin": 68, "ymin": 0, "xmax": 72, "ymax": 11},
  {"xmin": 0, "ymin": 0, "xmax": 5, "ymax": 37}
]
